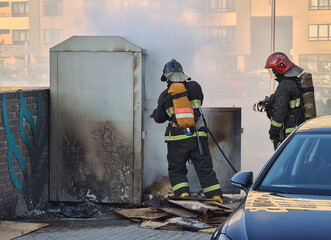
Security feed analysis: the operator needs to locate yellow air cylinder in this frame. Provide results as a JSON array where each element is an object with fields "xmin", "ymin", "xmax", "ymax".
[{"xmin": 168, "ymin": 83, "xmax": 195, "ymax": 129}]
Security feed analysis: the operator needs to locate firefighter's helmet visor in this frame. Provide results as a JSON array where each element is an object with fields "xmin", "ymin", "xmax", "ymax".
[{"xmin": 267, "ymin": 68, "xmax": 275, "ymax": 79}]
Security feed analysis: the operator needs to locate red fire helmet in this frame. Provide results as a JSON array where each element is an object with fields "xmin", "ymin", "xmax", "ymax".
[{"xmin": 265, "ymin": 52, "xmax": 294, "ymax": 75}]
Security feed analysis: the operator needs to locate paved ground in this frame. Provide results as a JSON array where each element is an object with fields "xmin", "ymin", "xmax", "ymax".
[
  {"xmin": 16, "ymin": 214, "xmax": 213, "ymax": 240},
  {"xmin": 14, "ymin": 194, "xmax": 245, "ymax": 240}
]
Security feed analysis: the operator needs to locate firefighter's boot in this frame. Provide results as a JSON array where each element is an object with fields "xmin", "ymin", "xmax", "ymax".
[
  {"xmin": 180, "ymin": 192, "xmax": 190, "ymax": 198},
  {"xmin": 212, "ymin": 195, "xmax": 223, "ymax": 203}
]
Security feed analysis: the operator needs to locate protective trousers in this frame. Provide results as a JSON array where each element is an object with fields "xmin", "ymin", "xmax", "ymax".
[{"xmin": 167, "ymin": 136, "xmax": 222, "ymax": 198}]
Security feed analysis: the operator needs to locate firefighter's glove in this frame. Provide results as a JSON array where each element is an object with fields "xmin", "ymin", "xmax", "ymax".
[
  {"xmin": 271, "ymin": 138, "xmax": 280, "ymax": 150},
  {"xmin": 266, "ymin": 109, "xmax": 274, "ymax": 119}
]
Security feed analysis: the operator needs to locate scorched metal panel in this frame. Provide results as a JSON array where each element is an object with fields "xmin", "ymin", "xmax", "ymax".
[
  {"xmin": 50, "ymin": 36, "xmax": 143, "ymax": 205},
  {"xmin": 52, "ymin": 50, "xmax": 137, "ymax": 203}
]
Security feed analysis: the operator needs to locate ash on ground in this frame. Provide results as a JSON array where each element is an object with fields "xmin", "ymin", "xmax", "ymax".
[
  {"xmin": 16, "ymin": 201, "xmax": 119, "ymax": 220},
  {"xmin": 14, "ymin": 176, "xmax": 244, "ymax": 221}
]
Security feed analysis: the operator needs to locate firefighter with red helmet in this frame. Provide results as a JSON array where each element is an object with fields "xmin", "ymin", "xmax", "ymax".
[
  {"xmin": 265, "ymin": 52, "xmax": 305, "ymax": 150},
  {"xmin": 151, "ymin": 59, "xmax": 223, "ymax": 202}
]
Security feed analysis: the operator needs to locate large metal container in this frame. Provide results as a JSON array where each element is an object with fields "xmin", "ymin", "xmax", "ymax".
[
  {"xmin": 143, "ymin": 106, "xmax": 241, "ymax": 195},
  {"xmin": 186, "ymin": 107, "xmax": 242, "ymax": 194},
  {"xmin": 49, "ymin": 36, "xmax": 143, "ymax": 204}
]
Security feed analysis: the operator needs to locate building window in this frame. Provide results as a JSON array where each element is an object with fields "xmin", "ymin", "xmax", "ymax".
[
  {"xmin": 208, "ymin": 56, "xmax": 237, "ymax": 73},
  {"xmin": 309, "ymin": 0, "xmax": 331, "ymax": 10},
  {"xmin": 43, "ymin": 0, "xmax": 63, "ymax": 16},
  {"xmin": 300, "ymin": 54, "xmax": 331, "ymax": 73},
  {"xmin": 209, "ymin": 0, "xmax": 236, "ymax": 12},
  {"xmin": 0, "ymin": 2, "xmax": 9, "ymax": 7},
  {"xmin": 43, "ymin": 29, "xmax": 63, "ymax": 45},
  {"xmin": 0, "ymin": 2, "xmax": 9, "ymax": 17},
  {"xmin": 12, "ymin": 2, "xmax": 28, "ymax": 17},
  {"xmin": 309, "ymin": 24, "xmax": 331, "ymax": 40},
  {"xmin": 208, "ymin": 26, "xmax": 236, "ymax": 43},
  {"xmin": 13, "ymin": 30, "xmax": 29, "ymax": 44},
  {"xmin": 0, "ymin": 29, "xmax": 9, "ymax": 34}
]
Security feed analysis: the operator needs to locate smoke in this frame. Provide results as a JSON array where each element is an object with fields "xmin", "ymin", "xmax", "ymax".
[
  {"xmin": 80, "ymin": 1, "xmax": 225, "ymax": 101},
  {"xmin": 74, "ymin": 1, "xmax": 209, "ymax": 188},
  {"xmin": 58, "ymin": 0, "xmax": 274, "ymax": 189}
]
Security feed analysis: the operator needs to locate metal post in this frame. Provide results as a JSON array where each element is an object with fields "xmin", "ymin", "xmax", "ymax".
[
  {"xmin": 0, "ymin": 40, "xmax": 4, "ymax": 73},
  {"xmin": 270, "ymin": 0, "xmax": 276, "ymax": 94},
  {"xmin": 24, "ymin": 42, "xmax": 29, "ymax": 79},
  {"xmin": 271, "ymin": 0, "xmax": 276, "ymax": 53}
]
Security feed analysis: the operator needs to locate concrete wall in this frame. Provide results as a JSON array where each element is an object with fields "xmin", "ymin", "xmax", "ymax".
[{"xmin": 0, "ymin": 89, "xmax": 49, "ymax": 219}]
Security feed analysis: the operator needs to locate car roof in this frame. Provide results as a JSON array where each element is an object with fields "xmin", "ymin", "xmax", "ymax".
[{"xmin": 297, "ymin": 115, "xmax": 331, "ymax": 133}]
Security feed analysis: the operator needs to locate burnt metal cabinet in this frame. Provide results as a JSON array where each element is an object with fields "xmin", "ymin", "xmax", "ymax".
[{"xmin": 50, "ymin": 36, "xmax": 143, "ymax": 204}]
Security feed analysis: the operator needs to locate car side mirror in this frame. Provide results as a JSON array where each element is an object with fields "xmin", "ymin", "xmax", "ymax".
[{"xmin": 231, "ymin": 171, "xmax": 253, "ymax": 194}]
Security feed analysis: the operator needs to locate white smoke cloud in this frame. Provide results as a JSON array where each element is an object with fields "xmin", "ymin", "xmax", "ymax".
[
  {"xmin": 74, "ymin": 1, "xmax": 207, "ymax": 189},
  {"xmin": 62, "ymin": 0, "xmax": 274, "ymax": 189}
]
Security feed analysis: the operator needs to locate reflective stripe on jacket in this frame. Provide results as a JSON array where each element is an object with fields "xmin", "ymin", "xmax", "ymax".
[
  {"xmin": 164, "ymin": 131, "xmax": 207, "ymax": 142},
  {"xmin": 269, "ymin": 76, "xmax": 302, "ymax": 140},
  {"xmin": 166, "ymin": 99, "xmax": 202, "ymax": 118}
]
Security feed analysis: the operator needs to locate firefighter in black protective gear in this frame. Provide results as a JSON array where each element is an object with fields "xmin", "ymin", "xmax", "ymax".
[
  {"xmin": 151, "ymin": 59, "xmax": 223, "ymax": 203},
  {"xmin": 265, "ymin": 52, "xmax": 305, "ymax": 150}
]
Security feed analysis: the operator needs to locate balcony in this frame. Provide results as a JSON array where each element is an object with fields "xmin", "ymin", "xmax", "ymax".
[
  {"xmin": 0, "ymin": 12, "xmax": 9, "ymax": 17},
  {"xmin": 0, "ymin": 44, "xmax": 28, "ymax": 58}
]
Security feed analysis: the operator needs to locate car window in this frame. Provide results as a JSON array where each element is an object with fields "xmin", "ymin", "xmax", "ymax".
[{"xmin": 259, "ymin": 133, "xmax": 331, "ymax": 195}]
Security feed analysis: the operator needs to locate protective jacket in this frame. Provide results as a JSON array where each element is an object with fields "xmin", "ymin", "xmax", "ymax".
[
  {"xmin": 152, "ymin": 80, "xmax": 208, "ymax": 142},
  {"xmin": 269, "ymin": 76, "xmax": 304, "ymax": 141},
  {"xmin": 152, "ymin": 80, "xmax": 222, "ymax": 198}
]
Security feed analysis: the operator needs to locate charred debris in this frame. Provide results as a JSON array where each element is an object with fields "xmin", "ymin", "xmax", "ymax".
[
  {"xmin": 115, "ymin": 176, "xmax": 244, "ymax": 234},
  {"xmin": 9, "ymin": 177, "xmax": 243, "ymax": 234}
]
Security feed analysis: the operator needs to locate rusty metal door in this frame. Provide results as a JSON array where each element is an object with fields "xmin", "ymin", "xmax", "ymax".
[
  {"xmin": 186, "ymin": 107, "xmax": 241, "ymax": 194},
  {"xmin": 51, "ymin": 51, "xmax": 137, "ymax": 203}
]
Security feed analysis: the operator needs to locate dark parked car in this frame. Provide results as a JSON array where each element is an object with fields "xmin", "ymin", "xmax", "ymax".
[{"xmin": 212, "ymin": 115, "xmax": 331, "ymax": 240}]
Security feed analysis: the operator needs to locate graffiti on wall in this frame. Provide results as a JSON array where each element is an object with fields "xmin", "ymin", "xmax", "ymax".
[{"xmin": 2, "ymin": 91, "xmax": 49, "ymax": 210}]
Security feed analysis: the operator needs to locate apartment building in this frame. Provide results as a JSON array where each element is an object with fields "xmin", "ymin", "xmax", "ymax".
[
  {"xmin": 169, "ymin": 0, "xmax": 249, "ymax": 73},
  {"xmin": 1, "ymin": 0, "xmax": 331, "ymax": 88},
  {"xmin": 0, "ymin": 0, "xmax": 29, "ymax": 84},
  {"xmin": 250, "ymin": 0, "xmax": 331, "ymax": 75},
  {"xmin": 0, "ymin": 0, "xmax": 247, "ymax": 87},
  {"xmin": 0, "ymin": 0, "xmax": 84, "ymax": 86}
]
